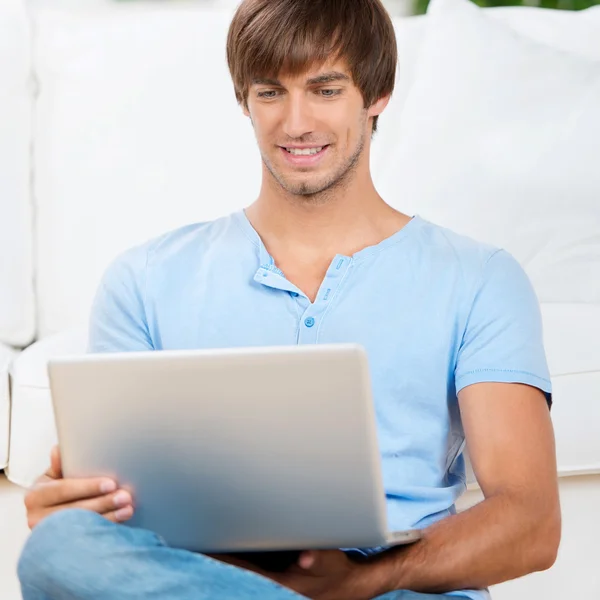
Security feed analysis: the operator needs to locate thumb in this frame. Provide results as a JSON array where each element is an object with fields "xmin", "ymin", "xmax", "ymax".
[
  {"xmin": 297, "ymin": 551, "xmax": 317, "ymax": 570},
  {"xmin": 48, "ymin": 445, "xmax": 63, "ymax": 479}
]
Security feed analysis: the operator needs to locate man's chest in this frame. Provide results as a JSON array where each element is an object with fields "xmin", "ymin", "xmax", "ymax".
[{"xmin": 146, "ymin": 271, "xmax": 465, "ymax": 394}]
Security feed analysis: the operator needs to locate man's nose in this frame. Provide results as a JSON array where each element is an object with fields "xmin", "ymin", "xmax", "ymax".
[{"xmin": 282, "ymin": 95, "xmax": 315, "ymax": 139}]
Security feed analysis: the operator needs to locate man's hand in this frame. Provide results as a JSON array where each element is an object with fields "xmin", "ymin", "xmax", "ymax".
[
  {"xmin": 214, "ymin": 549, "xmax": 381, "ymax": 600},
  {"xmin": 24, "ymin": 445, "xmax": 135, "ymax": 529},
  {"xmin": 271, "ymin": 550, "xmax": 382, "ymax": 600}
]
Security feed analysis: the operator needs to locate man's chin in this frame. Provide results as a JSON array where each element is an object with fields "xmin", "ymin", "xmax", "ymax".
[
  {"xmin": 278, "ymin": 176, "xmax": 337, "ymax": 197},
  {"xmin": 286, "ymin": 184, "xmax": 331, "ymax": 197}
]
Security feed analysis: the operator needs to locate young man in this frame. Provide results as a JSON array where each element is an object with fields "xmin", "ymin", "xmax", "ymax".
[{"xmin": 18, "ymin": 0, "xmax": 560, "ymax": 599}]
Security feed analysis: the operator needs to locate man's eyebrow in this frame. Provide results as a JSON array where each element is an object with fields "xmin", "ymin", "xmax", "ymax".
[
  {"xmin": 306, "ymin": 72, "xmax": 350, "ymax": 85},
  {"xmin": 251, "ymin": 72, "xmax": 350, "ymax": 87},
  {"xmin": 251, "ymin": 77, "xmax": 281, "ymax": 86}
]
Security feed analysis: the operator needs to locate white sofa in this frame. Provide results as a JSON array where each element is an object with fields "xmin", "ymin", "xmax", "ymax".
[{"xmin": 1, "ymin": 0, "xmax": 599, "ymax": 598}]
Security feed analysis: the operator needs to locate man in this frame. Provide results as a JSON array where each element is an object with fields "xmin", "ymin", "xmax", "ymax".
[{"xmin": 17, "ymin": 0, "xmax": 561, "ymax": 598}]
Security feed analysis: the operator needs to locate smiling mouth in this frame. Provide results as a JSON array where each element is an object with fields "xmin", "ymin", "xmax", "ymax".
[{"xmin": 283, "ymin": 145, "xmax": 329, "ymax": 156}]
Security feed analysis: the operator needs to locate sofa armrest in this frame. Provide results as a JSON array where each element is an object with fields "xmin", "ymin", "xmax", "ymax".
[
  {"xmin": 0, "ymin": 342, "xmax": 17, "ymax": 469},
  {"xmin": 7, "ymin": 329, "xmax": 87, "ymax": 487}
]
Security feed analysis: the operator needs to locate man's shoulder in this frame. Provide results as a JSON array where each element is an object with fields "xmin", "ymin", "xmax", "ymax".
[
  {"xmin": 147, "ymin": 213, "xmax": 245, "ymax": 264},
  {"xmin": 415, "ymin": 217, "xmax": 504, "ymax": 278},
  {"xmin": 109, "ymin": 212, "xmax": 244, "ymax": 276}
]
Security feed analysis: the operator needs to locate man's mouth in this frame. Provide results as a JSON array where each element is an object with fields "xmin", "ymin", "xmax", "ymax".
[{"xmin": 283, "ymin": 145, "xmax": 329, "ymax": 156}]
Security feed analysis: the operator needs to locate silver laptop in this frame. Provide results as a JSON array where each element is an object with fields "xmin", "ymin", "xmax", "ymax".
[{"xmin": 48, "ymin": 343, "xmax": 421, "ymax": 553}]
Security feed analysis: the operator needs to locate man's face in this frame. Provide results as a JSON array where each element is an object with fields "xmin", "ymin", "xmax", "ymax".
[{"xmin": 244, "ymin": 61, "xmax": 379, "ymax": 198}]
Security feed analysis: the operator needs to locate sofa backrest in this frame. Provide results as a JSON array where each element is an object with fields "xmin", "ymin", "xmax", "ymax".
[{"xmin": 0, "ymin": 0, "xmax": 35, "ymax": 347}]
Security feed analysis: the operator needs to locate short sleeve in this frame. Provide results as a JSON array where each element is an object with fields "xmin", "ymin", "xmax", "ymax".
[
  {"xmin": 455, "ymin": 249, "xmax": 552, "ymax": 406},
  {"xmin": 87, "ymin": 245, "xmax": 154, "ymax": 353}
]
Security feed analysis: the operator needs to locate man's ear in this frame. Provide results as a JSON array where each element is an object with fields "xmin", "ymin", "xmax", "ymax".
[
  {"xmin": 242, "ymin": 102, "xmax": 254, "ymax": 128},
  {"xmin": 367, "ymin": 94, "xmax": 391, "ymax": 119}
]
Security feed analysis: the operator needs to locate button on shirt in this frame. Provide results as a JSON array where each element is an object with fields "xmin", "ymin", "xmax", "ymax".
[{"xmin": 88, "ymin": 211, "xmax": 552, "ymax": 600}]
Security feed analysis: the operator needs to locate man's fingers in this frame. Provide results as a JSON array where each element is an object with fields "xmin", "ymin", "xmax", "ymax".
[
  {"xmin": 25, "ymin": 449, "xmax": 135, "ymax": 531},
  {"xmin": 297, "ymin": 551, "xmax": 317, "ymax": 569},
  {"xmin": 28, "ymin": 489, "xmax": 134, "ymax": 529},
  {"xmin": 48, "ymin": 445, "xmax": 62, "ymax": 479},
  {"xmin": 29, "ymin": 477, "xmax": 119, "ymax": 508},
  {"xmin": 73, "ymin": 489, "xmax": 134, "ymax": 515},
  {"xmin": 102, "ymin": 505, "xmax": 135, "ymax": 524},
  {"xmin": 296, "ymin": 550, "xmax": 346, "ymax": 572}
]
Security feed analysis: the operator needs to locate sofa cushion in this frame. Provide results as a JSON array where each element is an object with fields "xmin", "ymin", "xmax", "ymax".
[
  {"xmin": 490, "ymin": 5, "xmax": 600, "ymax": 60},
  {"xmin": 0, "ymin": 343, "xmax": 17, "ymax": 469},
  {"xmin": 0, "ymin": 0, "xmax": 35, "ymax": 347},
  {"xmin": 373, "ymin": 5, "xmax": 600, "ymax": 171},
  {"xmin": 376, "ymin": 0, "xmax": 600, "ymax": 304}
]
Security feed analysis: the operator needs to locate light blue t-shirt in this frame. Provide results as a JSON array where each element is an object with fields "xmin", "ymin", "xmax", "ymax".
[{"xmin": 88, "ymin": 211, "xmax": 552, "ymax": 600}]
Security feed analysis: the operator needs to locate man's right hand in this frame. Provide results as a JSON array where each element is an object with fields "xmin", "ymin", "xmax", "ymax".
[{"xmin": 24, "ymin": 445, "xmax": 134, "ymax": 529}]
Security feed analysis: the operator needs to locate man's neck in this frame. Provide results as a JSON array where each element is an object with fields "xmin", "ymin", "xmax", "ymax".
[
  {"xmin": 246, "ymin": 175, "xmax": 410, "ymax": 261},
  {"xmin": 244, "ymin": 174, "xmax": 411, "ymax": 302}
]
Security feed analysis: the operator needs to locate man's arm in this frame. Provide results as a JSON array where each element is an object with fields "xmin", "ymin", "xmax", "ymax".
[{"xmin": 368, "ymin": 381, "xmax": 561, "ymax": 595}]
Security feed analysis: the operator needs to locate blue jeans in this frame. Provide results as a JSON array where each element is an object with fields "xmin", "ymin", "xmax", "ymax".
[{"xmin": 18, "ymin": 509, "xmax": 465, "ymax": 600}]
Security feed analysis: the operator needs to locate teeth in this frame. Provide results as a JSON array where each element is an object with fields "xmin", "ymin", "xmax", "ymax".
[{"xmin": 286, "ymin": 147, "xmax": 323, "ymax": 156}]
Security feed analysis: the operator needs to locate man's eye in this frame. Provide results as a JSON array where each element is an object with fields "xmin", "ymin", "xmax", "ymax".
[
  {"xmin": 257, "ymin": 90, "xmax": 278, "ymax": 99},
  {"xmin": 319, "ymin": 89, "xmax": 341, "ymax": 97}
]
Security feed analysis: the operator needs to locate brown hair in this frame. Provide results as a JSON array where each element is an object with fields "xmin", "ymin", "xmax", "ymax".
[{"xmin": 226, "ymin": 0, "xmax": 397, "ymax": 133}]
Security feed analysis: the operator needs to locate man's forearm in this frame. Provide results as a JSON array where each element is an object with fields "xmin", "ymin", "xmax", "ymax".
[{"xmin": 363, "ymin": 491, "xmax": 561, "ymax": 596}]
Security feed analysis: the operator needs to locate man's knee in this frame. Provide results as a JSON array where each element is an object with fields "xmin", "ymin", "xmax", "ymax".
[{"xmin": 18, "ymin": 509, "xmax": 123, "ymax": 596}]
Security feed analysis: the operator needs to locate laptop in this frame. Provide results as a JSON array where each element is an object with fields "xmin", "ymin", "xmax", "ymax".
[{"xmin": 48, "ymin": 343, "xmax": 421, "ymax": 554}]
